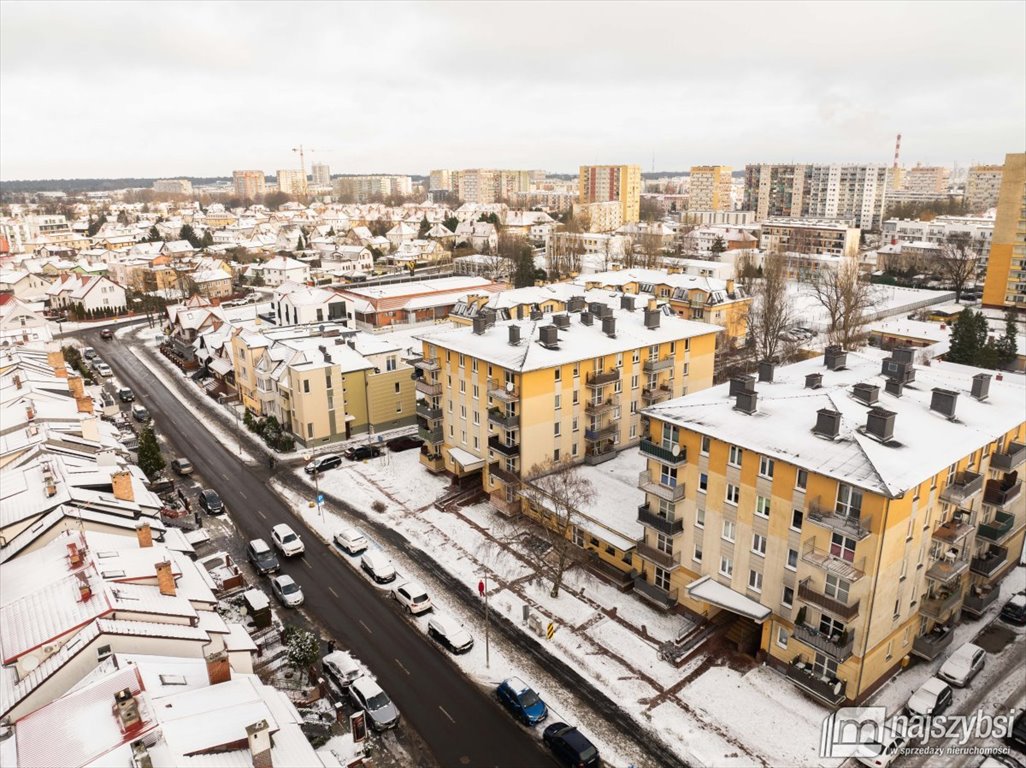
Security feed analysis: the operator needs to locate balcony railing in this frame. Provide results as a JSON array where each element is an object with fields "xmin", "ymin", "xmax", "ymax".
[
  {"xmin": 639, "ymin": 438, "xmax": 687, "ymax": 465},
  {"xmin": 984, "ymin": 479, "xmax": 1023, "ymax": 510},
  {"xmin": 912, "ymin": 626, "xmax": 954, "ymax": 660},
  {"xmin": 415, "ymin": 379, "xmax": 442, "ymax": 397},
  {"xmin": 419, "ymin": 450, "xmax": 445, "ymax": 473},
  {"xmin": 807, "ymin": 502, "xmax": 870, "ymax": 541},
  {"xmin": 978, "ymin": 511, "xmax": 1016, "ymax": 542},
  {"xmin": 586, "ymin": 370, "xmax": 620, "ymax": 388},
  {"xmin": 488, "ymin": 435, "xmax": 520, "ymax": 457},
  {"xmin": 585, "ymin": 396, "xmax": 619, "ymax": 416},
  {"xmin": 636, "ymin": 503, "xmax": 684, "ymax": 536},
  {"xmin": 638, "ymin": 472, "xmax": 685, "ymax": 502},
  {"xmin": 797, "ymin": 578, "xmax": 860, "ymax": 621},
  {"xmin": 488, "ymin": 461, "xmax": 520, "ymax": 486},
  {"xmin": 416, "ymin": 401, "xmax": 442, "ymax": 421},
  {"xmin": 931, "ymin": 517, "xmax": 975, "ymax": 545},
  {"xmin": 642, "ymin": 387, "xmax": 672, "ymax": 405},
  {"xmin": 631, "ymin": 574, "xmax": 678, "ymax": 610},
  {"xmin": 635, "ymin": 541, "xmax": 679, "ymax": 570},
  {"xmin": 584, "ymin": 424, "xmax": 617, "ymax": 442},
  {"xmin": 925, "ymin": 556, "xmax": 969, "ymax": 584},
  {"xmin": 584, "ymin": 445, "xmax": 616, "ymax": 465},
  {"xmin": 413, "ymin": 357, "xmax": 440, "ymax": 373},
  {"xmin": 970, "ymin": 546, "xmax": 1008, "ymax": 578},
  {"xmin": 785, "ymin": 659, "xmax": 847, "ymax": 706},
  {"xmin": 961, "ymin": 586, "xmax": 999, "ymax": 617},
  {"xmin": 417, "ymin": 425, "xmax": 443, "ymax": 444},
  {"xmin": 487, "ymin": 408, "xmax": 519, "ymax": 429},
  {"xmin": 489, "ymin": 490, "xmax": 520, "ymax": 516},
  {"xmin": 801, "ymin": 541, "xmax": 865, "ymax": 581},
  {"xmin": 643, "ymin": 356, "xmax": 675, "ymax": 374},
  {"xmin": 793, "ymin": 623, "xmax": 855, "ymax": 662},
  {"xmin": 940, "ymin": 471, "xmax": 984, "ymax": 504},
  {"xmin": 991, "ymin": 442, "xmax": 1026, "ymax": 471},
  {"xmin": 487, "ymin": 379, "xmax": 519, "ymax": 403},
  {"xmin": 920, "ymin": 589, "xmax": 962, "ymax": 620}
]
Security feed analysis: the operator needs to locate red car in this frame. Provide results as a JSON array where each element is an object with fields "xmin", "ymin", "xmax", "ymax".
[{"xmin": 100, "ymin": 328, "xmax": 114, "ymax": 340}]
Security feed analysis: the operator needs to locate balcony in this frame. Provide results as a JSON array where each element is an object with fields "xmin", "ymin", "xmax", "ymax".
[
  {"xmin": 920, "ymin": 589, "xmax": 962, "ymax": 620},
  {"xmin": 807, "ymin": 502, "xmax": 871, "ymax": 541},
  {"xmin": 584, "ymin": 445, "xmax": 616, "ymax": 465},
  {"xmin": 978, "ymin": 511, "xmax": 1016, "ymax": 542},
  {"xmin": 785, "ymin": 659, "xmax": 847, "ymax": 706},
  {"xmin": 643, "ymin": 356, "xmax": 675, "ymax": 374},
  {"xmin": 584, "ymin": 424, "xmax": 617, "ymax": 442},
  {"xmin": 637, "ymin": 503, "xmax": 684, "ymax": 536},
  {"xmin": 419, "ymin": 449, "xmax": 445, "ymax": 473},
  {"xmin": 487, "ymin": 408, "xmax": 519, "ymax": 430},
  {"xmin": 631, "ymin": 574, "xmax": 678, "ymax": 611},
  {"xmin": 991, "ymin": 442, "xmax": 1026, "ymax": 471},
  {"xmin": 961, "ymin": 586, "xmax": 999, "ymax": 617},
  {"xmin": 984, "ymin": 479, "xmax": 1023, "ymax": 510},
  {"xmin": 488, "ymin": 380, "xmax": 519, "ymax": 403},
  {"xmin": 488, "ymin": 435, "xmax": 520, "ymax": 457},
  {"xmin": 940, "ymin": 471, "xmax": 983, "ymax": 504},
  {"xmin": 912, "ymin": 626, "xmax": 954, "ymax": 660},
  {"xmin": 642, "ymin": 387, "xmax": 672, "ymax": 405},
  {"xmin": 925, "ymin": 556, "xmax": 969, "ymax": 584},
  {"xmin": 639, "ymin": 438, "xmax": 687, "ymax": 465},
  {"xmin": 801, "ymin": 541, "xmax": 865, "ymax": 581},
  {"xmin": 416, "ymin": 401, "xmax": 442, "ymax": 421},
  {"xmin": 489, "ymin": 490, "xmax": 520, "ymax": 516},
  {"xmin": 797, "ymin": 578, "xmax": 860, "ymax": 621},
  {"xmin": 585, "ymin": 396, "xmax": 619, "ymax": 416},
  {"xmin": 932, "ymin": 516, "xmax": 975, "ymax": 545},
  {"xmin": 793, "ymin": 623, "xmax": 855, "ymax": 662},
  {"xmin": 415, "ymin": 379, "xmax": 442, "ymax": 397},
  {"xmin": 413, "ymin": 357, "xmax": 440, "ymax": 373},
  {"xmin": 970, "ymin": 546, "xmax": 1008, "ymax": 578},
  {"xmin": 638, "ymin": 471, "xmax": 685, "ymax": 502},
  {"xmin": 635, "ymin": 541, "xmax": 679, "ymax": 570},
  {"xmin": 586, "ymin": 370, "xmax": 620, "ymax": 388},
  {"xmin": 417, "ymin": 424, "xmax": 443, "ymax": 444},
  {"xmin": 488, "ymin": 462, "xmax": 520, "ymax": 486}
]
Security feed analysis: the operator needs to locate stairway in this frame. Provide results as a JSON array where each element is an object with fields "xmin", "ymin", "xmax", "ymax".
[{"xmin": 725, "ymin": 616, "xmax": 761, "ymax": 655}]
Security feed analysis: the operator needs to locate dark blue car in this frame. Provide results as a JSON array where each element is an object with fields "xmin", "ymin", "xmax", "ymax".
[{"xmin": 496, "ymin": 678, "xmax": 548, "ymax": 726}]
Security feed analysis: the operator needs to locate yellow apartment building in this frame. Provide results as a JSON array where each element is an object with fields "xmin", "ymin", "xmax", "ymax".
[
  {"xmin": 412, "ymin": 302, "xmax": 721, "ymax": 516},
  {"xmin": 639, "ymin": 347, "xmax": 1025, "ymax": 707},
  {"xmin": 688, "ymin": 166, "xmax": 733, "ymax": 212},
  {"xmin": 579, "ymin": 165, "xmax": 642, "ymax": 225},
  {"xmin": 982, "ymin": 152, "xmax": 1025, "ymax": 309}
]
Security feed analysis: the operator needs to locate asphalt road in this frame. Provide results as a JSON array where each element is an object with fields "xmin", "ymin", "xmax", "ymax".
[{"xmin": 86, "ymin": 332, "xmax": 554, "ymax": 768}]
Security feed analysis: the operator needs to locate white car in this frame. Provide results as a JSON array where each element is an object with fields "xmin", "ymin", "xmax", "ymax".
[
  {"xmin": 271, "ymin": 523, "xmax": 305, "ymax": 557},
  {"xmin": 427, "ymin": 614, "xmax": 474, "ymax": 654},
  {"xmin": 392, "ymin": 581, "xmax": 432, "ymax": 615},
  {"xmin": 94, "ymin": 362, "xmax": 113, "ymax": 377},
  {"xmin": 938, "ymin": 642, "xmax": 986, "ymax": 687},
  {"xmin": 905, "ymin": 677, "xmax": 953, "ymax": 718},
  {"xmin": 322, "ymin": 650, "xmax": 361, "ymax": 692},
  {"xmin": 334, "ymin": 527, "xmax": 368, "ymax": 556},
  {"xmin": 360, "ymin": 551, "xmax": 396, "ymax": 584},
  {"xmin": 270, "ymin": 574, "xmax": 304, "ymax": 607},
  {"xmin": 853, "ymin": 721, "xmax": 907, "ymax": 768}
]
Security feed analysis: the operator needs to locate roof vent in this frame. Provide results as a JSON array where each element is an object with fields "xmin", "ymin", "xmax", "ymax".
[
  {"xmin": 824, "ymin": 346, "xmax": 847, "ymax": 370},
  {"xmin": 553, "ymin": 313, "xmax": 570, "ymax": 329},
  {"xmin": 885, "ymin": 377, "xmax": 904, "ymax": 398},
  {"xmin": 729, "ymin": 375, "xmax": 756, "ymax": 397},
  {"xmin": 530, "ymin": 309, "xmax": 543, "ymax": 321},
  {"xmin": 971, "ymin": 373, "xmax": 990, "ymax": 401},
  {"xmin": 881, "ymin": 357, "xmax": 915, "ymax": 383},
  {"xmin": 620, "ymin": 295, "xmax": 635, "ymax": 312},
  {"xmin": 568, "ymin": 295, "xmax": 586, "ymax": 312},
  {"xmin": 602, "ymin": 316, "xmax": 616, "ymax": 338},
  {"xmin": 508, "ymin": 325, "xmax": 521, "ymax": 346},
  {"xmin": 852, "ymin": 382, "xmax": 880, "ymax": 405},
  {"xmin": 805, "ymin": 373, "xmax": 822, "ymax": 389},
  {"xmin": 892, "ymin": 346, "xmax": 916, "ymax": 364},
  {"xmin": 516, "ymin": 304, "xmax": 525, "ymax": 320},
  {"xmin": 644, "ymin": 308, "xmax": 661, "ymax": 329},
  {"xmin": 539, "ymin": 324, "xmax": 559, "ymax": 349},
  {"xmin": 866, "ymin": 407, "xmax": 896, "ymax": 443},
  {"xmin": 758, "ymin": 360, "xmax": 775, "ymax": 383},
  {"xmin": 814, "ymin": 408, "xmax": 841, "ymax": 439},
  {"xmin": 580, "ymin": 311, "xmax": 593, "ymax": 326},
  {"xmin": 472, "ymin": 316, "xmax": 488, "ymax": 335},
  {"xmin": 588, "ymin": 301, "xmax": 604, "ymax": 316},
  {"xmin": 734, "ymin": 388, "xmax": 758, "ymax": 415},
  {"xmin": 930, "ymin": 387, "xmax": 959, "ymax": 420},
  {"xmin": 599, "ymin": 304, "xmax": 613, "ymax": 319}
]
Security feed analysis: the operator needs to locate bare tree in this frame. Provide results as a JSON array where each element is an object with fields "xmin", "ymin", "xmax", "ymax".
[
  {"xmin": 733, "ymin": 249, "xmax": 759, "ymax": 294},
  {"xmin": 939, "ymin": 232, "xmax": 981, "ymax": 303},
  {"xmin": 638, "ymin": 231, "xmax": 665, "ymax": 268},
  {"xmin": 516, "ymin": 460, "xmax": 595, "ymax": 598},
  {"xmin": 749, "ymin": 252, "xmax": 794, "ymax": 362},
  {"xmin": 809, "ymin": 259, "xmax": 876, "ymax": 349}
]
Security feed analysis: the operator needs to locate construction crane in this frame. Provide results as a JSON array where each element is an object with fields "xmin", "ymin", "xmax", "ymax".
[{"xmin": 291, "ymin": 145, "xmax": 316, "ymax": 198}]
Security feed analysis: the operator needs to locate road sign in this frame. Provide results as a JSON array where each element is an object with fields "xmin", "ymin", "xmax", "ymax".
[
  {"xmin": 317, "ymin": 493, "xmax": 324, "ymax": 505},
  {"xmin": 546, "ymin": 622, "xmax": 555, "ymax": 640}
]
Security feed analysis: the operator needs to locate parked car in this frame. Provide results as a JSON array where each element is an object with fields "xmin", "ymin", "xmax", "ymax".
[
  {"xmin": 853, "ymin": 721, "xmax": 908, "ymax": 768},
  {"xmin": 1000, "ymin": 593, "xmax": 1026, "ymax": 626},
  {"xmin": 345, "ymin": 444, "xmax": 382, "ymax": 461},
  {"xmin": 94, "ymin": 362, "xmax": 113, "ymax": 377},
  {"xmin": 360, "ymin": 551, "xmax": 396, "ymax": 584},
  {"xmin": 543, "ymin": 722, "xmax": 600, "ymax": 768},
  {"xmin": 117, "ymin": 387, "xmax": 135, "ymax": 403},
  {"xmin": 905, "ymin": 678, "xmax": 953, "ymax": 718},
  {"xmin": 198, "ymin": 488, "xmax": 224, "ymax": 515},
  {"xmin": 391, "ymin": 581, "xmax": 432, "ymax": 615},
  {"xmin": 271, "ymin": 523, "xmax": 305, "ymax": 557},
  {"xmin": 100, "ymin": 328, "xmax": 113, "ymax": 340},
  {"xmin": 82, "ymin": 346, "xmax": 97, "ymax": 360},
  {"xmin": 334, "ymin": 527, "xmax": 368, "ymax": 555},
  {"xmin": 305, "ymin": 454, "xmax": 343, "ymax": 474},
  {"xmin": 427, "ymin": 614, "xmax": 474, "ymax": 654},
  {"xmin": 270, "ymin": 574, "xmax": 304, "ymax": 607},
  {"xmin": 348, "ymin": 676, "xmax": 400, "ymax": 731},
  {"xmin": 131, "ymin": 404, "xmax": 151, "ymax": 423},
  {"xmin": 496, "ymin": 677, "xmax": 548, "ymax": 726},
  {"xmin": 938, "ymin": 642, "xmax": 986, "ymax": 687},
  {"xmin": 170, "ymin": 457, "xmax": 194, "ymax": 476},
  {"xmin": 1006, "ymin": 710, "xmax": 1026, "ymax": 754},
  {"xmin": 386, "ymin": 434, "xmax": 423, "ymax": 452},
  {"xmin": 322, "ymin": 650, "xmax": 361, "ymax": 693},
  {"xmin": 247, "ymin": 538, "xmax": 280, "ymax": 575}
]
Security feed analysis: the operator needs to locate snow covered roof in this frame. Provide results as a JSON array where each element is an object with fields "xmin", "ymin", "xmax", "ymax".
[{"xmin": 687, "ymin": 576, "xmax": 772, "ymax": 622}]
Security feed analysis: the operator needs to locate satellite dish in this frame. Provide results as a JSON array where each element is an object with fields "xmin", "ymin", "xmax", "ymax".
[
  {"xmin": 671, "ymin": 444, "xmax": 681, "ymax": 457},
  {"xmin": 506, "ymin": 382, "xmax": 514, "ymax": 392}
]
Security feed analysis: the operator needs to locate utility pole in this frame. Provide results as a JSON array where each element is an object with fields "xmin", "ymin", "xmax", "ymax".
[{"xmin": 478, "ymin": 576, "xmax": 490, "ymax": 668}]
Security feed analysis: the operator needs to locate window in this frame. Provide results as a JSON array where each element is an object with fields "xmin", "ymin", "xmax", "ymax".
[
  {"xmin": 722, "ymin": 520, "xmax": 736, "ymax": 542},
  {"xmin": 694, "ymin": 543, "xmax": 703, "ymax": 562},
  {"xmin": 473, "ymin": 411, "xmax": 480, "ymax": 425},
  {"xmin": 752, "ymin": 533, "xmax": 767, "ymax": 556},
  {"xmin": 701, "ymin": 435, "xmax": 710, "ymax": 455},
  {"xmin": 573, "ymin": 365, "xmax": 579, "ymax": 377},
  {"xmin": 696, "ymin": 507, "xmax": 705, "ymax": 528},
  {"xmin": 631, "ymin": 374, "xmax": 639, "ymax": 390},
  {"xmin": 796, "ymin": 469, "xmax": 808, "ymax": 490},
  {"xmin": 776, "ymin": 627, "xmax": 788, "ymax": 649},
  {"xmin": 458, "ymin": 354, "xmax": 465, "ymax": 368},
  {"xmin": 572, "ymin": 390, "xmax": 579, "ymax": 404},
  {"xmin": 632, "ymin": 350, "xmax": 640, "ymax": 364},
  {"xmin": 385, "ymin": 356, "xmax": 397, "ymax": 371},
  {"xmin": 572, "ymin": 417, "xmax": 579, "ymax": 432},
  {"xmin": 725, "ymin": 483, "xmax": 740, "ymax": 505},
  {"xmin": 830, "ymin": 533, "xmax": 856, "ymax": 563},
  {"xmin": 303, "ymin": 379, "xmax": 310, "ymax": 393},
  {"xmin": 786, "ymin": 548, "xmax": 798, "ymax": 571},
  {"xmin": 473, "ymin": 384, "xmax": 479, "ymax": 399},
  {"xmin": 719, "ymin": 556, "xmax": 733, "ymax": 577},
  {"xmin": 394, "ymin": 382, "xmax": 401, "ymax": 393},
  {"xmin": 460, "ymin": 380, "xmax": 466, "ymax": 394},
  {"xmin": 660, "ymin": 424, "xmax": 679, "ymax": 451},
  {"xmin": 728, "ymin": 445, "xmax": 742, "ymax": 467},
  {"xmin": 656, "ymin": 533, "xmax": 672, "ymax": 555},
  {"xmin": 755, "ymin": 495, "xmax": 770, "ymax": 518},
  {"xmin": 759, "ymin": 456, "xmax": 775, "ymax": 478},
  {"xmin": 573, "ymin": 528, "xmax": 584, "ymax": 547},
  {"xmin": 654, "ymin": 566, "xmax": 670, "ymax": 590},
  {"xmin": 660, "ymin": 464, "xmax": 677, "ymax": 487},
  {"xmin": 748, "ymin": 570, "xmax": 763, "ymax": 592},
  {"xmin": 699, "ymin": 472, "xmax": 708, "ymax": 493},
  {"xmin": 836, "ymin": 483, "xmax": 863, "ymax": 518},
  {"xmin": 553, "ymin": 448, "xmax": 560, "ymax": 462},
  {"xmin": 824, "ymin": 574, "xmax": 850, "ymax": 603},
  {"xmin": 819, "ymin": 614, "xmax": 845, "ymax": 639},
  {"xmin": 554, "ymin": 368, "xmax": 561, "ymax": 382},
  {"xmin": 306, "ymin": 423, "xmax": 313, "ymax": 438},
  {"xmin": 791, "ymin": 509, "xmax": 804, "ymax": 531},
  {"xmin": 782, "ymin": 585, "xmax": 794, "ymax": 607},
  {"xmin": 812, "ymin": 653, "xmax": 838, "ymax": 680},
  {"xmin": 472, "ymin": 359, "xmax": 478, "ymax": 373},
  {"xmin": 554, "ymin": 394, "xmax": 561, "ymax": 410},
  {"xmin": 554, "ymin": 422, "xmax": 561, "ymax": 436}
]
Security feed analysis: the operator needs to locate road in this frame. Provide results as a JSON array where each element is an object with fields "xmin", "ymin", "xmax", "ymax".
[{"xmin": 86, "ymin": 332, "xmax": 553, "ymax": 768}]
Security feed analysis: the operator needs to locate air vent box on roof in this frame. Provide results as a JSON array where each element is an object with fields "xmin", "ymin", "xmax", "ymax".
[
  {"xmin": 853, "ymin": 382, "xmax": 880, "ymax": 405},
  {"xmin": 971, "ymin": 373, "xmax": 991, "ymax": 401},
  {"xmin": 930, "ymin": 388, "xmax": 959, "ymax": 420},
  {"xmin": 866, "ymin": 407, "xmax": 896, "ymax": 443},
  {"xmin": 539, "ymin": 324, "xmax": 559, "ymax": 349},
  {"xmin": 814, "ymin": 408, "xmax": 841, "ymax": 439}
]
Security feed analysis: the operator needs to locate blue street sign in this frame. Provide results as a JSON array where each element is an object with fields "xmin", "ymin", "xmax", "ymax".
[{"xmin": 317, "ymin": 494, "xmax": 324, "ymax": 505}]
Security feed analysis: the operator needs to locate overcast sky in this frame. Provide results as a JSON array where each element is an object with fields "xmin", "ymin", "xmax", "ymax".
[{"xmin": 2, "ymin": 1, "xmax": 1023, "ymax": 180}]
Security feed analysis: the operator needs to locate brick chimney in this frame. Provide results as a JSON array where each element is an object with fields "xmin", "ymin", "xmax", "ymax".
[
  {"xmin": 77, "ymin": 572, "xmax": 92, "ymax": 602},
  {"xmin": 47, "ymin": 348, "xmax": 68, "ymax": 377},
  {"xmin": 114, "ymin": 687, "xmax": 142, "ymax": 731},
  {"xmin": 206, "ymin": 650, "xmax": 232, "ymax": 685},
  {"xmin": 155, "ymin": 560, "xmax": 176, "ymax": 596},
  {"xmin": 76, "ymin": 395, "xmax": 94, "ymax": 414},
  {"xmin": 80, "ymin": 414, "xmax": 100, "ymax": 442},
  {"xmin": 68, "ymin": 541, "xmax": 83, "ymax": 568},
  {"xmin": 68, "ymin": 375, "xmax": 84, "ymax": 399},
  {"xmin": 111, "ymin": 471, "xmax": 134, "ymax": 502},
  {"xmin": 246, "ymin": 720, "xmax": 273, "ymax": 768},
  {"xmin": 136, "ymin": 521, "xmax": 153, "ymax": 548}
]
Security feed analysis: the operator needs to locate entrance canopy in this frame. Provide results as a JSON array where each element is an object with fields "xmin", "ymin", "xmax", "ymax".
[
  {"xmin": 448, "ymin": 446, "xmax": 485, "ymax": 472},
  {"xmin": 686, "ymin": 575, "xmax": 772, "ymax": 623}
]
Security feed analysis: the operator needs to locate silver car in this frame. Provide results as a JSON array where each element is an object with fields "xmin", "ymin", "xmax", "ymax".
[
  {"xmin": 349, "ymin": 676, "xmax": 400, "ymax": 731},
  {"xmin": 270, "ymin": 574, "xmax": 304, "ymax": 607}
]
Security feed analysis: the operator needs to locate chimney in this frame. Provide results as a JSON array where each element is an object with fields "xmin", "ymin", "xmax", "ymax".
[
  {"xmin": 530, "ymin": 309, "xmax": 543, "ymax": 320},
  {"xmin": 620, "ymin": 295, "xmax": 635, "ymax": 312},
  {"xmin": 472, "ymin": 315, "xmax": 487, "ymax": 335},
  {"xmin": 68, "ymin": 541, "xmax": 83, "ymax": 568},
  {"xmin": 538, "ymin": 325, "xmax": 559, "ymax": 349},
  {"xmin": 602, "ymin": 316, "xmax": 616, "ymax": 338},
  {"xmin": 734, "ymin": 388, "xmax": 758, "ymax": 414},
  {"xmin": 885, "ymin": 377, "xmax": 904, "ymax": 398},
  {"xmin": 114, "ymin": 687, "xmax": 142, "ymax": 731},
  {"xmin": 814, "ymin": 408, "xmax": 841, "ymax": 439},
  {"xmin": 881, "ymin": 356, "xmax": 916, "ymax": 383},
  {"xmin": 131, "ymin": 740, "xmax": 153, "ymax": 768},
  {"xmin": 930, "ymin": 388, "xmax": 959, "ymax": 420},
  {"xmin": 112, "ymin": 471, "xmax": 134, "ymax": 501},
  {"xmin": 852, "ymin": 382, "xmax": 880, "ymax": 406},
  {"xmin": 81, "ymin": 415, "xmax": 100, "ymax": 442},
  {"xmin": 136, "ymin": 521, "xmax": 153, "ymax": 549},
  {"xmin": 729, "ymin": 375, "xmax": 756, "ymax": 397},
  {"xmin": 805, "ymin": 373, "xmax": 822, "ymax": 389},
  {"xmin": 78, "ymin": 572, "xmax": 92, "ymax": 601},
  {"xmin": 568, "ymin": 295, "xmax": 586, "ymax": 312},
  {"xmin": 246, "ymin": 720, "xmax": 273, "ymax": 768},
  {"xmin": 644, "ymin": 308, "xmax": 661, "ymax": 329},
  {"xmin": 68, "ymin": 375, "xmax": 84, "ymax": 399},
  {"xmin": 13, "ymin": 374, "xmax": 21, "ymax": 390},
  {"xmin": 155, "ymin": 561, "xmax": 176, "ymax": 596},
  {"xmin": 26, "ymin": 404, "xmax": 35, "ymax": 421},
  {"xmin": 866, "ymin": 407, "xmax": 896, "ymax": 443},
  {"xmin": 824, "ymin": 346, "xmax": 847, "ymax": 370},
  {"xmin": 588, "ymin": 301, "xmax": 604, "ymax": 316},
  {"xmin": 516, "ymin": 304, "xmax": 525, "ymax": 320},
  {"xmin": 971, "ymin": 373, "xmax": 991, "ymax": 401},
  {"xmin": 892, "ymin": 346, "xmax": 916, "ymax": 364},
  {"xmin": 580, "ymin": 311, "xmax": 593, "ymax": 326},
  {"xmin": 508, "ymin": 325, "xmax": 521, "ymax": 346},
  {"xmin": 757, "ymin": 360, "xmax": 775, "ymax": 383},
  {"xmin": 76, "ymin": 395, "xmax": 94, "ymax": 414},
  {"xmin": 553, "ymin": 313, "xmax": 570, "ymax": 329},
  {"xmin": 206, "ymin": 649, "xmax": 232, "ymax": 685},
  {"xmin": 47, "ymin": 347, "xmax": 67, "ymax": 375}
]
